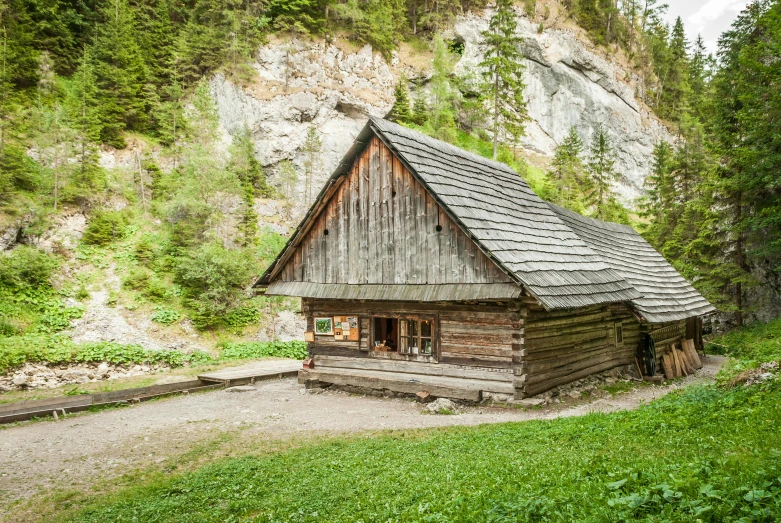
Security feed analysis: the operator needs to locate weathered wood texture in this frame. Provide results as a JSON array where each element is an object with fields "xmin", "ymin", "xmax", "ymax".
[
  {"xmin": 302, "ymin": 298, "xmax": 520, "ymax": 370},
  {"xmin": 277, "ymin": 137, "xmax": 511, "ymax": 286},
  {"xmin": 517, "ymin": 303, "xmax": 641, "ymax": 397}
]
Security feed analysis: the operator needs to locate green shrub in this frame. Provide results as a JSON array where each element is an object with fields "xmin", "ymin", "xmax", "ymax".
[
  {"xmin": 219, "ymin": 341, "xmax": 307, "ymax": 360},
  {"xmin": 0, "ymin": 334, "xmax": 295, "ymax": 374},
  {"xmin": 122, "ymin": 268, "xmax": 151, "ymax": 291},
  {"xmin": 151, "ymin": 306, "xmax": 180, "ymax": 326},
  {"xmin": 0, "ymin": 319, "xmax": 19, "ymax": 337},
  {"xmin": 186, "ymin": 350, "xmax": 215, "ymax": 365},
  {"xmin": 0, "ymin": 246, "xmax": 59, "ymax": 288},
  {"xmin": 82, "ymin": 210, "xmax": 130, "ymax": 246},
  {"xmin": 134, "ymin": 235, "xmax": 157, "ymax": 264},
  {"xmin": 36, "ymin": 303, "xmax": 83, "ymax": 333},
  {"xmin": 224, "ymin": 304, "xmax": 260, "ymax": 328},
  {"xmin": 143, "ymin": 278, "xmax": 169, "ymax": 301},
  {"xmin": 174, "ymin": 243, "xmax": 259, "ymax": 329},
  {"xmin": 0, "ymin": 335, "xmax": 192, "ymax": 374}
]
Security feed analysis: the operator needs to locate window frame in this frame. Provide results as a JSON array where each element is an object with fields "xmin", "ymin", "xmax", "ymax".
[
  {"xmin": 615, "ymin": 322, "xmax": 624, "ymax": 346},
  {"xmin": 371, "ymin": 314, "xmax": 438, "ymax": 361}
]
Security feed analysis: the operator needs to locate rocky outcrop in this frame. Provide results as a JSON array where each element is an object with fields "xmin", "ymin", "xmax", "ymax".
[
  {"xmin": 209, "ymin": 12, "xmax": 673, "ymax": 204},
  {"xmin": 0, "ymin": 362, "xmax": 168, "ymax": 391},
  {"xmin": 210, "ymin": 38, "xmax": 405, "ymax": 203},
  {"xmin": 453, "ymin": 10, "xmax": 672, "ymax": 199}
]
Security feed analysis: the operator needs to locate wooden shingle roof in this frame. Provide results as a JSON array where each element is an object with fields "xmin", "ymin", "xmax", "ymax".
[
  {"xmin": 370, "ymin": 118, "xmax": 641, "ymax": 310},
  {"xmin": 547, "ymin": 203, "xmax": 716, "ymax": 323},
  {"xmin": 259, "ymin": 117, "xmax": 714, "ymax": 320}
]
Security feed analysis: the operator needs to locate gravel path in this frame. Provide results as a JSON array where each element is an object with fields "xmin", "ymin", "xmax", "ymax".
[{"xmin": 0, "ymin": 356, "xmax": 725, "ymax": 516}]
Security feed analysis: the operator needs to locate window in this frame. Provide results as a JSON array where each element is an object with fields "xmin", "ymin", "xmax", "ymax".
[
  {"xmin": 615, "ymin": 322, "xmax": 624, "ymax": 345},
  {"xmin": 373, "ymin": 317, "xmax": 435, "ymax": 357}
]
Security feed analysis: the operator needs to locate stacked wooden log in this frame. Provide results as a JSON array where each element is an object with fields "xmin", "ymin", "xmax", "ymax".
[
  {"xmin": 660, "ymin": 339, "xmax": 702, "ymax": 379},
  {"xmin": 515, "ymin": 305, "xmax": 639, "ymax": 398}
]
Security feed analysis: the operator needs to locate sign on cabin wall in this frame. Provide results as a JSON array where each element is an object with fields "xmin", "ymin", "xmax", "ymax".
[{"xmin": 311, "ymin": 316, "xmax": 359, "ymax": 341}]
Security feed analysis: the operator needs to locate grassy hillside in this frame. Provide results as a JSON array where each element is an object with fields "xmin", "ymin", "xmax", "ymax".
[{"xmin": 44, "ymin": 320, "xmax": 781, "ymax": 522}]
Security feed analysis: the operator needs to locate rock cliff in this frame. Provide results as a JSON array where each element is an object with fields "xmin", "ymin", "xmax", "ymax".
[{"xmin": 209, "ymin": 9, "xmax": 673, "ymax": 209}]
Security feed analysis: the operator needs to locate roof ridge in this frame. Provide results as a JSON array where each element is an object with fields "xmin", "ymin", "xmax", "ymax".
[
  {"xmin": 369, "ymin": 117, "xmax": 522, "ymax": 177},
  {"xmin": 370, "ymin": 117, "xmax": 641, "ymax": 310}
]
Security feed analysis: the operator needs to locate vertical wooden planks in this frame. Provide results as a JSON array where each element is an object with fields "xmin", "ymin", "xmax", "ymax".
[
  {"xmin": 427, "ymin": 193, "xmax": 440, "ymax": 284},
  {"xmin": 348, "ymin": 164, "xmax": 358, "ymax": 285},
  {"xmin": 270, "ymin": 137, "xmax": 517, "ymax": 288},
  {"xmin": 405, "ymin": 165, "xmax": 416, "ymax": 284},
  {"xmin": 392, "ymin": 157, "xmax": 405, "ymax": 285},
  {"xmin": 358, "ymin": 152, "xmax": 368, "ymax": 283},
  {"xmin": 368, "ymin": 138, "xmax": 380, "ymax": 283},
  {"xmin": 380, "ymin": 144, "xmax": 393, "ymax": 284},
  {"xmin": 415, "ymin": 170, "xmax": 426, "ymax": 283}
]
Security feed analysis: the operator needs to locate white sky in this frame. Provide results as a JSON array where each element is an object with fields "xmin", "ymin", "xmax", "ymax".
[{"xmin": 661, "ymin": 0, "xmax": 749, "ymax": 56}]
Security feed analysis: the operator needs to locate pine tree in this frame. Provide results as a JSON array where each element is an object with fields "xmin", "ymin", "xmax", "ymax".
[
  {"xmin": 424, "ymin": 34, "xmax": 458, "ymax": 143},
  {"xmin": 91, "ymin": 0, "xmax": 149, "ymax": 147},
  {"xmin": 231, "ymin": 125, "xmax": 273, "ymax": 198},
  {"xmin": 585, "ymin": 125, "xmax": 618, "ymax": 219},
  {"xmin": 71, "ymin": 46, "xmax": 103, "ymax": 193},
  {"xmin": 479, "ymin": 0, "xmax": 528, "ymax": 159},
  {"xmin": 275, "ymin": 159, "xmax": 298, "ymax": 201},
  {"xmin": 688, "ymin": 34, "xmax": 710, "ymax": 110},
  {"xmin": 411, "ymin": 93, "xmax": 428, "ymax": 126},
  {"xmin": 389, "ymin": 76, "xmax": 412, "ymax": 124},
  {"xmin": 267, "ymin": 0, "xmax": 324, "ymax": 35},
  {"xmin": 641, "ymin": 140, "xmax": 675, "ymax": 243},
  {"xmin": 301, "ymin": 126, "xmax": 321, "ymax": 204},
  {"xmin": 546, "ymin": 127, "xmax": 585, "ymax": 209}
]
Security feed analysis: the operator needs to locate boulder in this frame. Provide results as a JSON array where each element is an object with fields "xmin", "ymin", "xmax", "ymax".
[{"xmin": 425, "ymin": 398, "xmax": 458, "ymax": 414}]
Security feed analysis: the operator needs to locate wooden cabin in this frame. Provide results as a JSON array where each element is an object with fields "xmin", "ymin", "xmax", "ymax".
[{"xmin": 254, "ymin": 118, "xmax": 715, "ymax": 401}]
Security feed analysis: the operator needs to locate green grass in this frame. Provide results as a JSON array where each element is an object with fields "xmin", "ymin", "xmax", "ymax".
[
  {"xmin": 48, "ymin": 319, "xmax": 781, "ymax": 523},
  {"xmin": 56, "ymin": 383, "xmax": 781, "ymax": 522},
  {"xmin": 707, "ymin": 316, "xmax": 781, "ymax": 384}
]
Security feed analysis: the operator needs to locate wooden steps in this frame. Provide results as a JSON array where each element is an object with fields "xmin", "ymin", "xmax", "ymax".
[{"xmin": 198, "ymin": 360, "xmax": 301, "ymax": 386}]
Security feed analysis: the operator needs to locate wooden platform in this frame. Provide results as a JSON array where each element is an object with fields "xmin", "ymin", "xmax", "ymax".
[
  {"xmin": 198, "ymin": 359, "xmax": 301, "ymax": 386},
  {"xmin": 301, "ymin": 355, "xmax": 516, "ymax": 401}
]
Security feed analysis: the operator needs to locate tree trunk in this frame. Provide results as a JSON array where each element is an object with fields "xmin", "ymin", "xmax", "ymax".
[{"xmin": 492, "ymin": 74, "xmax": 499, "ymax": 160}]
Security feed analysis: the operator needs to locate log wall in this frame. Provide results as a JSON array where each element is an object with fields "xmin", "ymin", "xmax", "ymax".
[
  {"xmin": 516, "ymin": 302, "xmax": 641, "ymax": 398},
  {"xmin": 302, "ymin": 299, "xmax": 522, "ymax": 370},
  {"xmin": 304, "ymin": 298, "xmax": 652, "ymax": 400}
]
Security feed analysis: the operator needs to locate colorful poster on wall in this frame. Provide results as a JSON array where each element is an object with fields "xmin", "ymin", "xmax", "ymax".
[
  {"xmin": 347, "ymin": 316, "xmax": 359, "ymax": 341},
  {"xmin": 315, "ymin": 317, "xmax": 333, "ymax": 335}
]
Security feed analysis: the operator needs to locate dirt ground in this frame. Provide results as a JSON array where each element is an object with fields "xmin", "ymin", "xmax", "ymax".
[{"xmin": 0, "ymin": 356, "xmax": 725, "ymax": 519}]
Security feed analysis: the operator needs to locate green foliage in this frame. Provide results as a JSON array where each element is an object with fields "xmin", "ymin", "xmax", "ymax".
[
  {"xmin": 267, "ymin": 0, "xmax": 323, "ymax": 34},
  {"xmin": 173, "ymin": 242, "xmax": 259, "ymax": 329},
  {"xmin": 273, "ymin": 160, "xmax": 298, "ymax": 201},
  {"xmin": 707, "ymin": 317, "xmax": 781, "ymax": 369},
  {"xmin": 389, "ymin": 76, "xmax": 412, "ymax": 124},
  {"xmin": 0, "ymin": 336, "xmax": 191, "ymax": 374},
  {"xmin": 422, "ymin": 35, "xmax": 458, "ymax": 143},
  {"xmin": 585, "ymin": 124, "xmax": 620, "ymax": 220},
  {"xmin": 59, "ymin": 379, "xmax": 781, "ymax": 522},
  {"xmin": 82, "ymin": 210, "xmax": 131, "ymax": 246},
  {"xmin": 223, "ymin": 304, "xmax": 260, "ymax": 329},
  {"xmin": 543, "ymin": 127, "xmax": 590, "ymax": 213},
  {"xmin": 479, "ymin": 0, "xmax": 529, "ymax": 159},
  {"xmin": 0, "ymin": 246, "xmax": 59, "ymax": 288},
  {"xmin": 150, "ymin": 306, "xmax": 180, "ymax": 325},
  {"xmin": 218, "ymin": 340, "xmax": 307, "ymax": 360}
]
